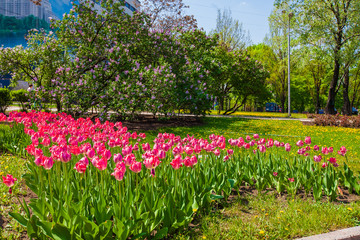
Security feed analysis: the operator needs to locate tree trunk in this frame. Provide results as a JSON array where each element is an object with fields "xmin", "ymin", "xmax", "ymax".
[
  {"xmin": 342, "ymin": 67, "xmax": 351, "ymax": 115},
  {"xmin": 325, "ymin": 57, "xmax": 340, "ymax": 114}
]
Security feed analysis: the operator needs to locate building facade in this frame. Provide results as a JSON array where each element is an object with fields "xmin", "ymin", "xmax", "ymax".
[{"xmin": 0, "ymin": 0, "xmax": 57, "ymax": 22}]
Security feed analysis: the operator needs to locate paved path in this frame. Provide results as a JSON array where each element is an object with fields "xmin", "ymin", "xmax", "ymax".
[{"xmin": 5, "ymin": 106, "xmax": 313, "ymax": 123}]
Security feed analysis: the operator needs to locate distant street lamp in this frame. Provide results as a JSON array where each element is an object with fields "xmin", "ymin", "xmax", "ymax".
[{"xmin": 287, "ymin": 12, "xmax": 294, "ymax": 117}]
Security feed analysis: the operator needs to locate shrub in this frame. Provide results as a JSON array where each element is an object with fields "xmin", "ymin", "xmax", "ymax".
[
  {"xmin": 0, "ymin": 87, "xmax": 12, "ymax": 113},
  {"xmin": 312, "ymin": 114, "xmax": 360, "ymax": 128},
  {"xmin": 11, "ymin": 89, "xmax": 29, "ymax": 112}
]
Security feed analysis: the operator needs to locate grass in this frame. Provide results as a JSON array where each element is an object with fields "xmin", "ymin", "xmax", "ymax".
[
  {"xmin": 173, "ymin": 194, "xmax": 360, "ymax": 240},
  {"xmin": 0, "ymin": 154, "xmax": 28, "ymax": 239},
  {"xmin": 144, "ymin": 117, "xmax": 360, "ymax": 172},
  {"xmin": 208, "ymin": 110, "xmax": 308, "ymax": 119}
]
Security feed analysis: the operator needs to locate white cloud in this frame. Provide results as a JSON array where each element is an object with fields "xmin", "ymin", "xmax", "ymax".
[{"xmin": 241, "ymin": 1, "xmax": 247, "ymax": 5}]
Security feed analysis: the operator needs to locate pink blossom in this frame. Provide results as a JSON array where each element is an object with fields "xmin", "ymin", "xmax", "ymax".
[
  {"xmin": 328, "ymin": 157, "xmax": 337, "ymax": 164},
  {"xmin": 288, "ymin": 178, "xmax": 295, "ymax": 182},
  {"xmin": 285, "ymin": 143, "xmax": 291, "ymax": 152},
  {"xmin": 43, "ymin": 157, "xmax": 54, "ymax": 170},
  {"xmin": 74, "ymin": 162, "xmax": 87, "ymax": 173},
  {"xmin": 111, "ymin": 162, "xmax": 126, "ymax": 181},
  {"xmin": 129, "ymin": 161, "xmax": 142, "ymax": 173},
  {"xmin": 213, "ymin": 149, "xmax": 221, "ymax": 156},
  {"xmin": 313, "ymin": 145, "xmax": 319, "ymax": 151},
  {"xmin": 253, "ymin": 134, "xmax": 259, "ymax": 139},
  {"xmin": 227, "ymin": 149, "xmax": 234, "ymax": 155},
  {"xmin": 273, "ymin": 172, "xmax": 278, "ymax": 177},
  {"xmin": 296, "ymin": 140, "xmax": 304, "ymax": 147},
  {"xmin": 313, "ymin": 155, "xmax": 322, "ymax": 162},
  {"xmin": 223, "ymin": 155, "xmax": 230, "ymax": 161},
  {"xmin": 113, "ymin": 153, "xmax": 123, "ymax": 163},
  {"xmin": 305, "ymin": 136, "xmax": 311, "ymax": 145},
  {"xmin": 170, "ymin": 155, "xmax": 182, "ymax": 169},
  {"xmin": 2, "ymin": 174, "xmax": 17, "ymax": 188},
  {"xmin": 259, "ymin": 145, "xmax": 266, "ymax": 153}
]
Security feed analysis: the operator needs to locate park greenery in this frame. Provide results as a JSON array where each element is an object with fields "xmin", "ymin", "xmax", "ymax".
[
  {"xmin": 0, "ymin": 0, "xmax": 360, "ymax": 238},
  {"xmin": 0, "ymin": 14, "xmax": 49, "ymax": 33}
]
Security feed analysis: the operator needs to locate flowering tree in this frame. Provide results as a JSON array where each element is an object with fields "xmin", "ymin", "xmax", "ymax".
[
  {"xmin": 0, "ymin": 0, "xmax": 216, "ymax": 118},
  {"xmin": 141, "ymin": 0, "xmax": 198, "ymax": 31}
]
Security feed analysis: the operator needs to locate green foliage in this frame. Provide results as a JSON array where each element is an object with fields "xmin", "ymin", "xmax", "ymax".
[
  {"xmin": 0, "ymin": 87, "xmax": 12, "ymax": 113},
  {"xmin": 12, "ymin": 89, "xmax": 30, "ymax": 112},
  {"xmin": 0, "ymin": 14, "xmax": 50, "ymax": 32}
]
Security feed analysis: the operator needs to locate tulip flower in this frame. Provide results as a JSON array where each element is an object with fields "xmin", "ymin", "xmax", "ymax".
[
  {"xmin": 129, "ymin": 161, "xmax": 142, "ymax": 173},
  {"xmin": 305, "ymin": 136, "xmax": 311, "ymax": 145},
  {"xmin": 2, "ymin": 174, "xmax": 17, "ymax": 188},
  {"xmin": 74, "ymin": 162, "xmax": 87, "ymax": 173}
]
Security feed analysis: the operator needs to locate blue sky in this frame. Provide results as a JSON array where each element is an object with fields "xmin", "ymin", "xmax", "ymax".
[{"xmin": 182, "ymin": 0, "xmax": 275, "ymax": 44}]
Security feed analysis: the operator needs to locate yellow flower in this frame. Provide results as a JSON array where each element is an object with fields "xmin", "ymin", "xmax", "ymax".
[
  {"xmin": 261, "ymin": 208, "xmax": 265, "ymax": 211},
  {"xmin": 202, "ymin": 236, "xmax": 206, "ymax": 239},
  {"xmin": 265, "ymin": 213, "xmax": 269, "ymax": 216},
  {"xmin": 347, "ymin": 208, "xmax": 353, "ymax": 211},
  {"xmin": 5, "ymin": 166, "xmax": 8, "ymax": 169},
  {"xmin": 0, "ymin": 172, "xmax": 3, "ymax": 176},
  {"xmin": 254, "ymin": 215, "xmax": 259, "ymax": 218},
  {"xmin": 193, "ymin": 209, "xmax": 198, "ymax": 212},
  {"xmin": 259, "ymin": 230, "xmax": 265, "ymax": 235},
  {"xmin": 280, "ymin": 210, "xmax": 284, "ymax": 213}
]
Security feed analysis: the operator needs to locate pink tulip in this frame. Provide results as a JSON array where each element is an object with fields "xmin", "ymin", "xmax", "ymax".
[
  {"xmin": 34, "ymin": 155, "xmax": 44, "ymax": 166},
  {"xmin": 227, "ymin": 149, "xmax": 234, "ymax": 155},
  {"xmin": 328, "ymin": 147, "xmax": 334, "ymax": 153},
  {"xmin": 213, "ymin": 149, "xmax": 221, "ymax": 156},
  {"xmin": 158, "ymin": 150, "xmax": 166, "ymax": 159},
  {"xmin": 124, "ymin": 154, "xmax": 135, "ymax": 166},
  {"xmin": 288, "ymin": 178, "xmax": 295, "ymax": 182},
  {"xmin": 190, "ymin": 155, "xmax": 198, "ymax": 165},
  {"xmin": 143, "ymin": 156, "xmax": 160, "ymax": 169},
  {"xmin": 170, "ymin": 156, "xmax": 183, "ymax": 169},
  {"xmin": 102, "ymin": 149, "xmax": 112, "ymax": 160},
  {"xmin": 111, "ymin": 162, "xmax": 126, "ymax": 181},
  {"xmin": 113, "ymin": 153, "xmax": 123, "ymax": 163},
  {"xmin": 95, "ymin": 158, "xmax": 107, "ymax": 171},
  {"xmin": 285, "ymin": 143, "xmax": 291, "ymax": 152},
  {"xmin": 142, "ymin": 143, "xmax": 151, "ymax": 152},
  {"xmin": 79, "ymin": 156, "xmax": 89, "ymax": 166},
  {"xmin": 74, "ymin": 162, "xmax": 87, "ymax": 173},
  {"xmin": 328, "ymin": 157, "xmax": 337, "ymax": 164},
  {"xmin": 313, "ymin": 155, "xmax": 322, "ymax": 162},
  {"xmin": 183, "ymin": 156, "xmax": 192, "ymax": 167},
  {"xmin": 322, "ymin": 162, "xmax": 328, "ymax": 168},
  {"xmin": 2, "ymin": 174, "xmax": 17, "ymax": 188},
  {"xmin": 246, "ymin": 135, "xmax": 251, "ymax": 141},
  {"xmin": 313, "ymin": 145, "xmax": 319, "ymax": 151},
  {"xmin": 273, "ymin": 172, "xmax": 278, "ymax": 177},
  {"xmin": 223, "ymin": 155, "xmax": 230, "ymax": 162},
  {"xmin": 321, "ymin": 147, "xmax": 329, "ymax": 155},
  {"xmin": 130, "ymin": 161, "xmax": 142, "ymax": 173},
  {"xmin": 244, "ymin": 143, "xmax": 250, "ymax": 149},
  {"xmin": 259, "ymin": 145, "xmax": 266, "ymax": 153},
  {"xmin": 253, "ymin": 134, "xmax": 259, "ymax": 139},
  {"xmin": 86, "ymin": 148, "xmax": 95, "ymax": 159},
  {"xmin": 296, "ymin": 140, "xmax": 304, "ymax": 147},
  {"xmin": 185, "ymin": 146, "xmax": 193, "ymax": 155},
  {"xmin": 274, "ymin": 140, "xmax": 280, "ymax": 147},
  {"xmin": 43, "ymin": 157, "xmax": 54, "ymax": 170},
  {"xmin": 305, "ymin": 136, "xmax": 311, "ymax": 145},
  {"xmin": 60, "ymin": 151, "xmax": 71, "ymax": 163}
]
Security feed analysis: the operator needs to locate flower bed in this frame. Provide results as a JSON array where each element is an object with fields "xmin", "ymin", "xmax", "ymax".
[
  {"xmin": 1, "ymin": 111, "xmax": 359, "ymax": 239},
  {"xmin": 307, "ymin": 114, "xmax": 360, "ymax": 128}
]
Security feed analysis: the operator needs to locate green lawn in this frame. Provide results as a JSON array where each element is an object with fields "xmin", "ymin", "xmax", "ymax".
[{"xmin": 144, "ymin": 117, "xmax": 360, "ymax": 172}]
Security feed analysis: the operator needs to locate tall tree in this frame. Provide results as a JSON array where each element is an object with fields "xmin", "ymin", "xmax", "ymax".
[
  {"xmin": 265, "ymin": 8, "xmax": 293, "ymax": 112},
  {"xmin": 212, "ymin": 9, "xmax": 251, "ymax": 50},
  {"xmin": 140, "ymin": 0, "xmax": 197, "ymax": 31},
  {"xmin": 277, "ymin": 0, "xmax": 360, "ymax": 114}
]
